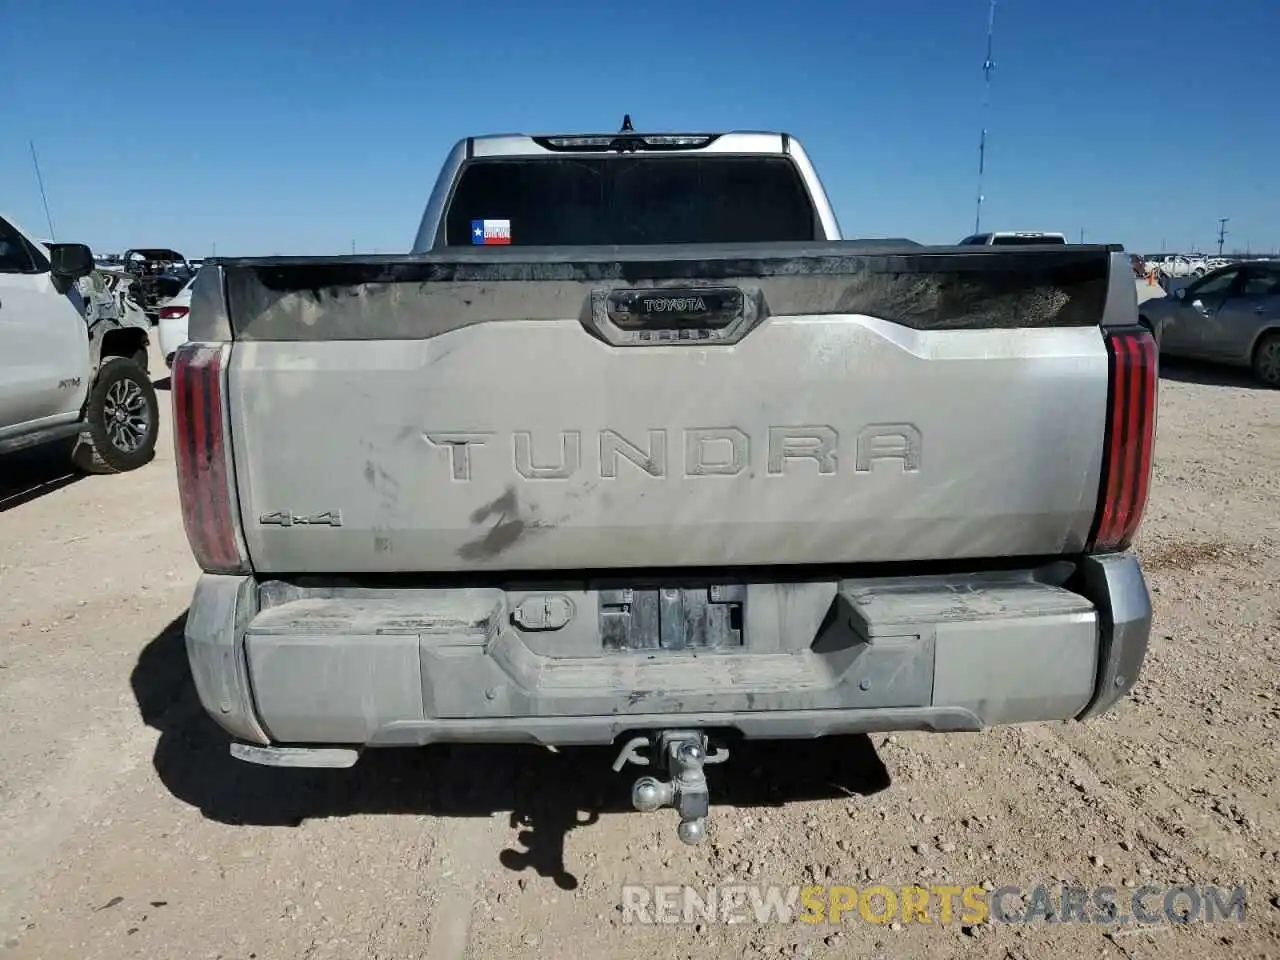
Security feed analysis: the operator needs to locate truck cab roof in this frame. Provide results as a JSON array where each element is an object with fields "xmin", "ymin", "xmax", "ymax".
[
  {"xmin": 412, "ymin": 129, "xmax": 843, "ymax": 252},
  {"xmin": 959, "ymin": 231, "xmax": 1067, "ymax": 246},
  {"xmin": 465, "ymin": 130, "xmax": 795, "ymax": 156}
]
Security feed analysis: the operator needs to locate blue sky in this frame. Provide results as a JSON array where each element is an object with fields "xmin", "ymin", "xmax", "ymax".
[{"xmin": 3, "ymin": 0, "xmax": 1276, "ymax": 257}]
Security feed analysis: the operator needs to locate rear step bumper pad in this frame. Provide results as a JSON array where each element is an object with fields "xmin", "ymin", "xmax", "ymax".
[{"xmin": 184, "ymin": 554, "xmax": 1150, "ymax": 750}]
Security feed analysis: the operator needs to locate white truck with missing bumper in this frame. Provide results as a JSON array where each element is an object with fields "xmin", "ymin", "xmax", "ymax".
[{"xmin": 173, "ymin": 128, "xmax": 1157, "ymax": 844}]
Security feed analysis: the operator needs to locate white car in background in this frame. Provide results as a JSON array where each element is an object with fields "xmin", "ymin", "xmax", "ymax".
[
  {"xmin": 1144, "ymin": 254, "xmax": 1209, "ymax": 279},
  {"xmin": 157, "ymin": 273, "xmax": 195, "ymax": 368}
]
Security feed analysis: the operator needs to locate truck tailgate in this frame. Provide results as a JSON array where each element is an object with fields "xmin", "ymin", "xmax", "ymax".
[{"xmin": 205, "ymin": 244, "xmax": 1125, "ymax": 573}]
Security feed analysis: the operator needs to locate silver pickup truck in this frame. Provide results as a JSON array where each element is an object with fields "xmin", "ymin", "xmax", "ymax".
[{"xmin": 173, "ymin": 128, "xmax": 1157, "ymax": 843}]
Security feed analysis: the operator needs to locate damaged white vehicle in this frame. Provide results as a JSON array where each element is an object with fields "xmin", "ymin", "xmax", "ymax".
[
  {"xmin": 51, "ymin": 246, "xmax": 154, "ymax": 371},
  {"xmin": 1, "ymin": 217, "xmax": 160, "ymax": 473}
]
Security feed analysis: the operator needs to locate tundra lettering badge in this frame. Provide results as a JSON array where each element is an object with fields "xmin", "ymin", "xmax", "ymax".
[{"xmin": 425, "ymin": 425, "xmax": 922, "ymax": 481}]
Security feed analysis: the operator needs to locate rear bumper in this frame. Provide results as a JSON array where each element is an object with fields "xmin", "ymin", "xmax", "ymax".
[{"xmin": 185, "ymin": 553, "xmax": 1151, "ymax": 750}]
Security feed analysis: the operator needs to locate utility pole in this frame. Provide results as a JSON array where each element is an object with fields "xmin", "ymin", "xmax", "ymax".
[
  {"xmin": 351, "ymin": 239, "xmax": 356, "ymax": 255},
  {"xmin": 1079, "ymin": 228, "xmax": 1085, "ymax": 244},
  {"xmin": 1217, "ymin": 218, "xmax": 1229, "ymax": 256}
]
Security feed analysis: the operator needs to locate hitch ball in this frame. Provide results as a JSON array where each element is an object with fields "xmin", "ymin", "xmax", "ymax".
[
  {"xmin": 677, "ymin": 819, "xmax": 706, "ymax": 845},
  {"xmin": 614, "ymin": 730, "xmax": 728, "ymax": 845},
  {"xmin": 632, "ymin": 776, "xmax": 673, "ymax": 812},
  {"xmin": 677, "ymin": 742, "xmax": 704, "ymax": 766}
]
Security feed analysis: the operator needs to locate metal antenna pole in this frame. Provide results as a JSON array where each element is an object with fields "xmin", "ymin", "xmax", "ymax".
[
  {"xmin": 974, "ymin": 0, "xmax": 996, "ymax": 236},
  {"xmin": 30, "ymin": 140, "xmax": 56, "ymax": 241},
  {"xmin": 1217, "ymin": 218, "xmax": 1229, "ymax": 256}
]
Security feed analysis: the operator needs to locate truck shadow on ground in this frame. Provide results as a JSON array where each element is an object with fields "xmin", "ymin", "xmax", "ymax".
[
  {"xmin": 133, "ymin": 613, "xmax": 892, "ymax": 891},
  {"xmin": 1158, "ymin": 357, "xmax": 1269, "ymax": 390},
  {"xmin": 0, "ymin": 441, "xmax": 82, "ymax": 512}
]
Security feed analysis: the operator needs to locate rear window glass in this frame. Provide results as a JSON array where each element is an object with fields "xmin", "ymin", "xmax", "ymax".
[{"xmin": 444, "ymin": 156, "xmax": 818, "ymax": 246}]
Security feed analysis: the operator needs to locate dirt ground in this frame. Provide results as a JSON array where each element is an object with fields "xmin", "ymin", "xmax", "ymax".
[{"xmin": 1, "ymin": 343, "xmax": 1277, "ymax": 960}]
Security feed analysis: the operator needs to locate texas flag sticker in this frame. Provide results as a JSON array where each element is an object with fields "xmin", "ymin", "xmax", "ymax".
[{"xmin": 471, "ymin": 219, "xmax": 512, "ymax": 245}]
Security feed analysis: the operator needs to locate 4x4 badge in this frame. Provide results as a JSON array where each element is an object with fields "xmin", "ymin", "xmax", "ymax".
[{"xmin": 258, "ymin": 510, "xmax": 343, "ymax": 527}]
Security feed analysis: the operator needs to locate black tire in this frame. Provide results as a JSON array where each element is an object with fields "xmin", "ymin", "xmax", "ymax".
[
  {"xmin": 128, "ymin": 346, "xmax": 150, "ymax": 375},
  {"xmin": 71, "ymin": 357, "xmax": 160, "ymax": 473},
  {"xmin": 1252, "ymin": 332, "xmax": 1280, "ymax": 388}
]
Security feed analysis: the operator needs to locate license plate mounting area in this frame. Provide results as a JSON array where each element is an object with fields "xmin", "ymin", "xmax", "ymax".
[{"xmin": 599, "ymin": 583, "xmax": 746, "ymax": 652}]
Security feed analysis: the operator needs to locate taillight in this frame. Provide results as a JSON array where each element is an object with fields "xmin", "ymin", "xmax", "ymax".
[
  {"xmin": 159, "ymin": 305, "xmax": 190, "ymax": 320},
  {"xmin": 1087, "ymin": 326, "xmax": 1158, "ymax": 552},
  {"xmin": 172, "ymin": 342, "xmax": 248, "ymax": 574}
]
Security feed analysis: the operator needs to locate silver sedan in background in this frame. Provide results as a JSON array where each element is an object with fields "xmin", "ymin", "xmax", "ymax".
[{"xmin": 1139, "ymin": 260, "xmax": 1280, "ymax": 386}]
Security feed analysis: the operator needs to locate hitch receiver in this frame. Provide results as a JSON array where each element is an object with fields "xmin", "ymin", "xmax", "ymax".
[{"xmin": 613, "ymin": 730, "xmax": 728, "ymax": 844}]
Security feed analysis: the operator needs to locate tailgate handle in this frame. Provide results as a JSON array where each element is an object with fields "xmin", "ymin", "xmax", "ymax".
[
  {"xmin": 606, "ymin": 287, "xmax": 743, "ymax": 331},
  {"xmin": 588, "ymin": 286, "xmax": 764, "ymax": 347}
]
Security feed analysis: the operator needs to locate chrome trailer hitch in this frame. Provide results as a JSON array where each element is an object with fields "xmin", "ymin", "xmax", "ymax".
[{"xmin": 612, "ymin": 730, "xmax": 729, "ymax": 845}]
